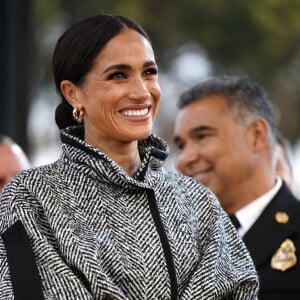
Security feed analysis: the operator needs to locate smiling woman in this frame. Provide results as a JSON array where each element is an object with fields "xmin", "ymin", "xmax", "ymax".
[
  {"xmin": 0, "ymin": 14, "xmax": 258, "ymax": 299},
  {"xmin": 58, "ymin": 28, "xmax": 160, "ymax": 172}
]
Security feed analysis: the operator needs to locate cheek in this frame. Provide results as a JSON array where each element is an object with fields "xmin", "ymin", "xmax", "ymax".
[
  {"xmin": 205, "ymin": 138, "xmax": 230, "ymax": 156},
  {"xmin": 151, "ymin": 82, "xmax": 161, "ymax": 101},
  {"xmin": 152, "ymin": 103, "xmax": 160, "ymax": 120},
  {"xmin": 195, "ymin": 141, "xmax": 214, "ymax": 158},
  {"xmin": 150, "ymin": 89, "xmax": 161, "ymax": 119},
  {"xmin": 87, "ymin": 92, "xmax": 116, "ymax": 113},
  {"xmin": 155, "ymin": 83, "xmax": 162, "ymax": 98}
]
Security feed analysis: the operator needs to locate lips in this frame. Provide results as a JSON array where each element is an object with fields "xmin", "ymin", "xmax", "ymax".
[
  {"xmin": 187, "ymin": 165, "xmax": 213, "ymax": 184},
  {"xmin": 193, "ymin": 173, "xmax": 210, "ymax": 184}
]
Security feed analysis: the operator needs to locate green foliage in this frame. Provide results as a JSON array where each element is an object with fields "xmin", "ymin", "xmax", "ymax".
[{"xmin": 33, "ymin": 0, "xmax": 300, "ymax": 142}]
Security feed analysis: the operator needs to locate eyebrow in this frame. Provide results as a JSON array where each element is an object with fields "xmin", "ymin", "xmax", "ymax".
[
  {"xmin": 102, "ymin": 60, "xmax": 157, "ymax": 74},
  {"xmin": 173, "ymin": 125, "xmax": 216, "ymax": 145},
  {"xmin": 190, "ymin": 125, "xmax": 215, "ymax": 135}
]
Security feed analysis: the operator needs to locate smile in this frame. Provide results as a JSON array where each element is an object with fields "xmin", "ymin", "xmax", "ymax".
[
  {"xmin": 120, "ymin": 108, "xmax": 149, "ymax": 117},
  {"xmin": 189, "ymin": 167, "xmax": 213, "ymax": 183}
]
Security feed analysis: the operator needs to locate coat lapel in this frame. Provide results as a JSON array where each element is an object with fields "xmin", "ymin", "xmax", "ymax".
[{"xmin": 243, "ymin": 183, "xmax": 300, "ymax": 269}]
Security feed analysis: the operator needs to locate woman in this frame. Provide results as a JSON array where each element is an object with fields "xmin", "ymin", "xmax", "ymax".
[{"xmin": 0, "ymin": 14, "xmax": 258, "ymax": 299}]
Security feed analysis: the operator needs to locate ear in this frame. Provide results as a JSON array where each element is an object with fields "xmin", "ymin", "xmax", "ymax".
[
  {"xmin": 60, "ymin": 80, "xmax": 84, "ymax": 108},
  {"xmin": 249, "ymin": 118, "xmax": 269, "ymax": 151}
]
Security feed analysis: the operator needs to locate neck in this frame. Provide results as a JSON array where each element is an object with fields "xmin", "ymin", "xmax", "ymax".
[
  {"xmin": 103, "ymin": 143, "xmax": 141, "ymax": 177},
  {"xmin": 221, "ymin": 174, "xmax": 276, "ymax": 215},
  {"xmin": 85, "ymin": 136, "xmax": 141, "ymax": 177}
]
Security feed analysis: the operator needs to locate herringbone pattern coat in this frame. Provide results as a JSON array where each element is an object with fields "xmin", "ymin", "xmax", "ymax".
[{"xmin": 0, "ymin": 126, "xmax": 258, "ymax": 299}]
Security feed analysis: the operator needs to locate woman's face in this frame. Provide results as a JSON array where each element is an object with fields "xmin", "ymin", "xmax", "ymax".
[{"xmin": 73, "ymin": 29, "xmax": 161, "ymax": 147}]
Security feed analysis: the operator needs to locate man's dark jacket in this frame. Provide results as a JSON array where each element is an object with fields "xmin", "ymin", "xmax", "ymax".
[{"xmin": 243, "ymin": 182, "xmax": 300, "ymax": 299}]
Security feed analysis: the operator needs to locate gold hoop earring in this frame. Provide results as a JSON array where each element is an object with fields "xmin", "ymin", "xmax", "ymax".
[{"xmin": 72, "ymin": 108, "xmax": 84, "ymax": 123}]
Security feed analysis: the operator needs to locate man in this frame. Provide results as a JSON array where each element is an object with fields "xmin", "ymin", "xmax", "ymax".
[
  {"xmin": 0, "ymin": 134, "xmax": 30, "ymax": 196},
  {"xmin": 173, "ymin": 76, "xmax": 300, "ymax": 299}
]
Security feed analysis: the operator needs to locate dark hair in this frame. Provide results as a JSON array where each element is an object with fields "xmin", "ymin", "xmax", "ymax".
[
  {"xmin": 53, "ymin": 14, "xmax": 151, "ymax": 129},
  {"xmin": 178, "ymin": 76, "xmax": 277, "ymax": 143}
]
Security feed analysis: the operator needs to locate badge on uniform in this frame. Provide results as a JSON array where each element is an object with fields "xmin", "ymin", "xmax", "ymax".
[{"xmin": 271, "ymin": 239, "xmax": 297, "ymax": 271}]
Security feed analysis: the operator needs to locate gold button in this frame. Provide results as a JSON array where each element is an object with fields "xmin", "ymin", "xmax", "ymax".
[{"xmin": 275, "ymin": 212, "xmax": 289, "ymax": 224}]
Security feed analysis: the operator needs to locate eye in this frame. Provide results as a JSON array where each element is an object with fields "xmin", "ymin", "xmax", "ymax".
[
  {"xmin": 196, "ymin": 133, "xmax": 207, "ymax": 140},
  {"xmin": 143, "ymin": 67, "xmax": 158, "ymax": 77},
  {"xmin": 174, "ymin": 139, "xmax": 185, "ymax": 151},
  {"xmin": 108, "ymin": 72, "xmax": 127, "ymax": 80}
]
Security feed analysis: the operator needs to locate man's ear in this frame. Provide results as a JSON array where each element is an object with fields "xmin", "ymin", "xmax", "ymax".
[
  {"xmin": 250, "ymin": 118, "xmax": 269, "ymax": 151},
  {"xmin": 60, "ymin": 80, "xmax": 83, "ymax": 107}
]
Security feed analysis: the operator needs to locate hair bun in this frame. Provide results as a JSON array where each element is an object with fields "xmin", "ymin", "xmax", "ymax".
[{"xmin": 55, "ymin": 102, "xmax": 77, "ymax": 129}]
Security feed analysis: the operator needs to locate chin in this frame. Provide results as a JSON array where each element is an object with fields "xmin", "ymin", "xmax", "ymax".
[
  {"xmin": 132, "ymin": 127, "xmax": 152, "ymax": 140},
  {"xmin": 135, "ymin": 132, "xmax": 151, "ymax": 141},
  {"xmin": 122, "ymin": 130, "xmax": 152, "ymax": 142}
]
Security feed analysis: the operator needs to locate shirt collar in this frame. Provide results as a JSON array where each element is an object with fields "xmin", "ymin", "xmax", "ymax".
[{"xmin": 235, "ymin": 177, "xmax": 282, "ymax": 237}]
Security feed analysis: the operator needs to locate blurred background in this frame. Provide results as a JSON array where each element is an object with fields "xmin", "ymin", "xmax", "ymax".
[{"xmin": 1, "ymin": 0, "xmax": 300, "ymax": 194}]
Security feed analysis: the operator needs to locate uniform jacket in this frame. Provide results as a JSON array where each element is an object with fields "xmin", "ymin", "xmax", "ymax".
[
  {"xmin": 243, "ymin": 182, "xmax": 300, "ymax": 299},
  {"xmin": 0, "ymin": 126, "xmax": 258, "ymax": 299}
]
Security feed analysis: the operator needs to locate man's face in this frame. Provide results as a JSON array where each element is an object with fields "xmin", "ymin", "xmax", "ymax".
[
  {"xmin": 173, "ymin": 95, "xmax": 256, "ymax": 206},
  {"xmin": 0, "ymin": 143, "xmax": 30, "ymax": 196}
]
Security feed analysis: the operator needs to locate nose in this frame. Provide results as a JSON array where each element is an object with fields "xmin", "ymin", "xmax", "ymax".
[
  {"xmin": 176, "ymin": 143, "xmax": 199, "ymax": 176},
  {"xmin": 129, "ymin": 76, "xmax": 151, "ymax": 100}
]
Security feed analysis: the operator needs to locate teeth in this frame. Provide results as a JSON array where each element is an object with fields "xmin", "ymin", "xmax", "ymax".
[{"xmin": 121, "ymin": 108, "xmax": 148, "ymax": 117}]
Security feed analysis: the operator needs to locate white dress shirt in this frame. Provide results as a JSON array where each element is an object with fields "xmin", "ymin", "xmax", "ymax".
[{"xmin": 235, "ymin": 177, "xmax": 282, "ymax": 237}]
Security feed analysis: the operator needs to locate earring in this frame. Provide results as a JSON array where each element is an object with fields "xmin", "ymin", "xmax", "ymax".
[{"xmin": 72, "ymin": 108, "xmax": 84, "ymax": 123}]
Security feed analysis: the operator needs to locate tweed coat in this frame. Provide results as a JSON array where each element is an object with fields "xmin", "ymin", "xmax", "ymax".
[
  {"xmin": 243, "ymin": 182, "xmax": 300, "ymax": 299},
  {"xmin": 0, "ymin": 126, "xmax": 258, "ymax": 299}
]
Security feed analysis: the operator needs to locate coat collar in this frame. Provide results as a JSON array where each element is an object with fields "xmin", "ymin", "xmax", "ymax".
[{"xmin": 59, "ymin": 125, "xmax": 169, "ymax": 189}]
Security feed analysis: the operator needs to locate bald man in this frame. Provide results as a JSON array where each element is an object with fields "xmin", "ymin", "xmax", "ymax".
[{"xmin": 0, "ymin": 135, "xmax": 30, "ymax": 196}]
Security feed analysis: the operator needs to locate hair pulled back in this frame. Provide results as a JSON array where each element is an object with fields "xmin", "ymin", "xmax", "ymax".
[
  {"xmin": 178, "ymin": 76, "xmax": 277, "ymax": 143},
  {"xmin": 53, "ymin": 14, "xmax": 151, "ymax": 129}
]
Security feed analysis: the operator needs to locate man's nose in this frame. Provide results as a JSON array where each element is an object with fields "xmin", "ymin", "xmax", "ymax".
[{"xmin": 176, "ymin": 144, "xmax": 199, "ymax": 175}]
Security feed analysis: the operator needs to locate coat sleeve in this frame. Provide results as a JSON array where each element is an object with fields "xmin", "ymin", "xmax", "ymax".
[
  {"xmin": 0, "ymin": 175, "xmax": 44, "ymax": 299},
  {"xmin": 0, "ymin": 177, "xmax": 20, "ymax": 299},
  {"xmin": 180, "ymin": 186, "xmax": 259, "ymax": 299},
  {"xmin": 0, "ymin": 237, "xmax": 14, "ymax": 299}
]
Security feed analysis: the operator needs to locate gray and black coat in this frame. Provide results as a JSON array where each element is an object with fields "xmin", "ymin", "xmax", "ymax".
[{"xmin": 0, "ymin": 126, "xmax": 258, "ymax": 299}]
